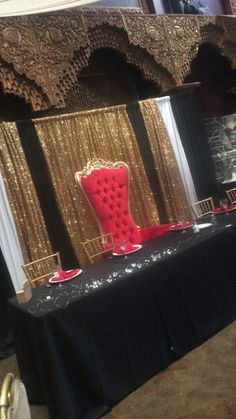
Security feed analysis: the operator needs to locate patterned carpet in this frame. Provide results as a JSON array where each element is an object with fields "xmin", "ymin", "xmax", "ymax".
[
  {"xmin": 1, "ymin": 321, "xmax": 236, "ymax": 419},
  {"xmin": 178, "ymin": 402, "xmax": 234, "ymax": 419}
]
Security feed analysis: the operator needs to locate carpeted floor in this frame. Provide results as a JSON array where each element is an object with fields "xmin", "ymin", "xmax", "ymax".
[{"xmin": 1, "ymin": 321, "xmax": 236, "ymax": 419}]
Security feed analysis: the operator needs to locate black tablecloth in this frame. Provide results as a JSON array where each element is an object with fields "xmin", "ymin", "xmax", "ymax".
[
  {"xmin": 0, "ymin": 247, "xmax": 15, "ymax": 358},
  {"xmin": 9, "ymin": 214, "xmax": 236, "ymax": 419}
]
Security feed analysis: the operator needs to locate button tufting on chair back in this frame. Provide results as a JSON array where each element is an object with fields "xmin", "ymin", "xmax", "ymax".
[
  {"xmin": 75, "ymin": 159, "xmax": 171, "ymax": 254},
  {"xmin": 80, "ymin": 166, "xmax": 140, "ymax": 247}
]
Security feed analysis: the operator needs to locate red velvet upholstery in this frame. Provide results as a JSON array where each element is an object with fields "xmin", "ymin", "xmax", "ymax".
[{"xmin": 80, "ymin": 164, "xmax": 170, "ymax": 251}]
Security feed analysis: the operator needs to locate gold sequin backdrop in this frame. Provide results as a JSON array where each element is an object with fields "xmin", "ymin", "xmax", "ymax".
[
  {"xmin": 33, "ymin": 104, "xmax": 160, "ymax": 266},
  {"xmin": 139, "ymin": 100, "xmax": 191, "ymax": 222},
  {"xmin": 0, "ymin": 100, "xmax": 191, "ymax": 267},
  {"xmin": 0, "ymin": 123, "xmax": 52, "ymax": 262}
]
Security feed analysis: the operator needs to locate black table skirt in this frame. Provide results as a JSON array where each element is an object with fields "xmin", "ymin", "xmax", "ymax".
[
  {"xmin": 9, "ymin": 216, "xmax": 236, "ymax": 419},
  {"xmin": 0, "ymin": 247, "xmax": 15, "ymax": 358}
]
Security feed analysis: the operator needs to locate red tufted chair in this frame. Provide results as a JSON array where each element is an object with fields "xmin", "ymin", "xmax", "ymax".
[{"xmin": 75, "ymin": 159, "xmax": 170, "ymax": 253}]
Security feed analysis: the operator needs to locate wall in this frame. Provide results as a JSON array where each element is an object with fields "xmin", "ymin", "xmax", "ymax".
[
  {"xmin": 151, "ymin": 0, "xmax": 170, "ymax": 14},
  {"xmin": 185, "ymin": 43, "xmax": 236, "ymax": 119},
  {"xmin": 87, "ymin": 0, "xmax": 226, "ymax": 14},
  {"xmin": 206, "ymin": 0, "xmax": 226, "ymax": 14},
  {"xmin": 151, "ymin": 0, "xmax": 171, "ymax": 15},
  {"xmin": 151, "ymin": 0, "xmax": 226, "ymax": 15},
  {"xmin": 92, "ymin": 0, "xmax": 141, "ymax": 8},
  {"xmin": 0, "ymin": 88, "xmax": 32, "ymax": 122}
]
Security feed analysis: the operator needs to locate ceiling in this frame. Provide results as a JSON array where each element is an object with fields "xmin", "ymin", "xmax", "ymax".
[{"xmin": 0, "ymin": 0, "xmax": 100, "ymax": 16}]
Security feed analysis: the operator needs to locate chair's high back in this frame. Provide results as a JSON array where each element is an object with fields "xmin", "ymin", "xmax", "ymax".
[
  {"xmin": 22, "ymin": 252, "xmax": 61, "ymax": 288},
  {"xmin": 192, "ymin": 197, "xmax": 214, "ymax": 218},
  {"xmin": 75, "ymin": 159, "xmax": 140, "ymax": 248},
  {"xmin": 81, "ymin": 233, "xmax": 114, "ymax": 264},
  {"xmin": 0, "ymin": 373, "xmax": 31, "ymax": 419},
  {"xmin": 226, "ymin": 187, "xmax": 236, "ymax": 204}
]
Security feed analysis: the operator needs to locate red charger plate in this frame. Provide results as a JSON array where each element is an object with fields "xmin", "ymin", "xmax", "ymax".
[
  {"xmin": 170, "ymin": 221, "xmax": 193, "ymax": 231},
  {"xmin": 49, "ymin": 269, "xmax": 82, "ymax": 284},
  {"xmin": 112, "ymin": 244, "xmax": 142, "ymax": 256}
]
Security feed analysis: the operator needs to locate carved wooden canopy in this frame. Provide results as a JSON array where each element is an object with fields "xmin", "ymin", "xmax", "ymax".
[{"xmin": 0, "ymin": 11, "xmax": 235, "ymax": 111}]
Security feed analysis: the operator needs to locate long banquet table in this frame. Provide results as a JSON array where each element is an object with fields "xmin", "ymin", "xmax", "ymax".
[{"xmin": 9, "ymin": 213, "xmax": 236, "ymax": 419}]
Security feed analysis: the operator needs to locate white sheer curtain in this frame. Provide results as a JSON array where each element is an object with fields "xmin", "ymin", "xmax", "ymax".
[
  {"xmin": 0, "ymin": 172, "xmax": 25, "ymax": 291},
  {"xmin": 156, "ymin": 96, "xmax": 198, "ymax": 205}
]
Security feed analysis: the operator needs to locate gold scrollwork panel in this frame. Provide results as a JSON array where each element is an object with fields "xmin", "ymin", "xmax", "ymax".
[{"xmin": 0, "ymin": 13, "xmax": 235, "ymax": 110}]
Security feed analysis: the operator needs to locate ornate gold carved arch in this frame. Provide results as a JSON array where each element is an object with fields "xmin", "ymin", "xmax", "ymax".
[
  {"xmin": 181, "ymin": 17, "xmax": 236, "ymax": 81},
  {"xmin": 0, "ymin": 59, "xmax": 50, "ymax": 110},
  {"xmin": 45, "ymin": 14, "xmax": 236, "ymax": 105},
  {"xmin": 200, "ymin": 20, "xmax": 236, "ymax": 69},
  {"xmin": 0, "ymin": 13, "xmax": 235, "ymax": 111},
  {"xmin": 56, "ymin": 23, "xmax": 175, "ymax": 107}
]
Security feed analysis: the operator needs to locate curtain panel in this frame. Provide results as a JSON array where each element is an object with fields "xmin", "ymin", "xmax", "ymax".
[
  {"xmin": 170, "ymin": 93, "xmax": 214, "ymax": 199},
  {"xmin": 16, "ymin": 121, "xmax": 78, "ymax": 269},
  {"xmin": 139, "ymin": 99, "xmax": 191, "ymax": 223},
  {"xmin": 33, "ymin": 105, "xmax": 160, "ymax": 266},
  {"xmin": 156, "ymin": 96, "xmax": 198, "ymax": 206},
  {"xmin": 126, "ymin": 102, "xmax": 169, "ymax": 223},
  {"xmin": 0, "ymin": 123, "xmax": 52, "ymax": 263},
  {"xmin": 0, "ymin": 171, "xmax": 25, "ymax": 291}
]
